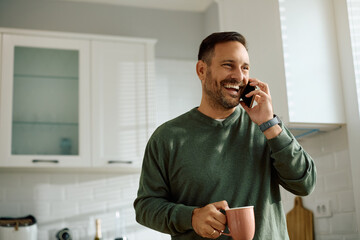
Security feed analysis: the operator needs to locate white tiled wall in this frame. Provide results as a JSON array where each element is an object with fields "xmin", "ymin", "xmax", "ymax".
[
  {"xmin": 281, "ymin": 126, "xmax": 359, "ymax": 240},
  {"xmin": 0, "ymin": 171, "xmax": 170, "ymax": 240}
]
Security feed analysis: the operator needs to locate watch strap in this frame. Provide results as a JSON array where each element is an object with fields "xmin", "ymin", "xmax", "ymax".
[{"xmin": 259, "ymin": 115, "xmax": 281, "ymax": 132}]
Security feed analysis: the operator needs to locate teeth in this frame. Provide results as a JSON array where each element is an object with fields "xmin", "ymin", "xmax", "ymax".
[{"xmin": 224, "ymin": 84, "xmax": 240, "ymax": 90}]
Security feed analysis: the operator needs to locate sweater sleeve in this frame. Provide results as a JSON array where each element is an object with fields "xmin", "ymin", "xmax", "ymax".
[
  {"xmin": 267, "ymin": 124, "xmax": 317, "ymax": 196},
  {"xmin": 133, "ymin": 134, "xmax": 196, "ymax": 236}
]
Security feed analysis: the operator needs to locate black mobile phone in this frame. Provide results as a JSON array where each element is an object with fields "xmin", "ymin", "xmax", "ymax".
[{"xmin": 240, "ymin": 83, "xmax": 256, "ymax": 108}]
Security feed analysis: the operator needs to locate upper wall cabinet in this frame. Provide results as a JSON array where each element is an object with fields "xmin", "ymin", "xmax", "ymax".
[
  {"xmin": 216, "ymin": 0, "xmax": 345, "ymax": 132},
  {"xmin": 0, "ymin": 28, "xmax": 156, "ymax": 169},
  {"xmin": 91, "ymin": 39, "xmax": 156, "ymax": 168},
  {"xmin": 0, "ymin": 33, "xmax": 91, "ymax": 167},
  {"xmin": 277, "ymin": 0, "xmax": 346, "ymax": 128}
]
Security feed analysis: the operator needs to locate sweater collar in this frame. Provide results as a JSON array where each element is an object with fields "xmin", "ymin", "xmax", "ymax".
[{"xmin": 190, "ymin": 106, "xmax": 242, "ymax": 127}]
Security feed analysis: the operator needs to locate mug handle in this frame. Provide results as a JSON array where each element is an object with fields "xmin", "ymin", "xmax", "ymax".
[
  {"xmin": 221, "ymin": 232, "xmax": 231, "ymax": 237},
  {"xmin": 220, "ymin": 227, "xmax": 231, "ymax": 237},
  {"xmin": 220, "ymin": 209, "xmax": 231, "ymax": 237}
]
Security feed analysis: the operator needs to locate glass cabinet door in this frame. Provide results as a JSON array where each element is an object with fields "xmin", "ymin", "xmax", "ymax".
[
  {"xmin": 0, "ymin": 34, "xmax": 90, "ymax": 166},
  {"xmin": 12, "ymin": 46, "xmax": 79, "ymax": 155}
]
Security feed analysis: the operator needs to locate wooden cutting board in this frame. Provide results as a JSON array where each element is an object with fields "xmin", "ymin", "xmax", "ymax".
[{"xmin": 286, "ymin": 196, "xmax": 314, "ymax": 240}]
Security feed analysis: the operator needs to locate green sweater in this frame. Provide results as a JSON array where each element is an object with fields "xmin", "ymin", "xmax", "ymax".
[{"xmin": 134, "ymin": 107, "xmax": 316, "ymax": 239}]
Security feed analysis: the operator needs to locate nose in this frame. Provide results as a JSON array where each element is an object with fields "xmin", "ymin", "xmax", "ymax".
[{"xmin": 231, "ymin": 67, "xmax": 248, "ymax": 85}]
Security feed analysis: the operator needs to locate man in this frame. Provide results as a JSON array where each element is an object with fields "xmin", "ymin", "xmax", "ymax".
[{"xmin": 134, "ymin": 32, "xmax": 316, "ymax": 239}]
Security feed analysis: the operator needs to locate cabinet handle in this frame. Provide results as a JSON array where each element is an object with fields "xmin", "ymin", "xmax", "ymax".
[
  {"xmin": 107, "ymin": 160, "xmax": 133, "ymax": 164},
  {"xmin": 32, "ymin": 159, "xmax": 59, "ymax": 164}
]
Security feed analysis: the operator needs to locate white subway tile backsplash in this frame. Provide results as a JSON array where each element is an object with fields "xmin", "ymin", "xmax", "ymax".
[
  {"xmin": 325, "ymin": 170, "xmax": 352, "ymax": 192},
  {"xmin": 131, "ymin": 227, "xmax": 171, "ymax": 240},
  {"xmin": 6, "ymin": 187, "xmax": 34, "ymax": 201},
  {"xmin": 317, "ymin": 234, "xmax": 345, "ymax": 240},
  {"xmin": 331, "ymin": 212, "xmax": 357, "ymax": 234},
  {"xmin": 78, "ymin": 199, "xmax": 107, "ymax": 214},
  {"xmin": 77, "ymin": 174, "xmax": 107, "ymax": 187},
  {"xmin": 106, "ymin": 173, "xmax": 138, "ymax": 187},
  {"xmin": 50, "ymin": 173, "xmax": 78, "ymax": 185},
  {"xmin": 0, "ymin": 187, "xmax": 5, "ymax": 201},
  {"xmin": 312, "ymin": 175, "xmax": 325, "ymax": 195},
  {"xmin": 106, "ymin": 198, "xmax": 132, "ymax": 211},
  {"xmin": 34, "ymin": 185, "xmax": 65, "ymax": 201},
  {"xmin": 345, "ymin": 234, "xmax": 360, "ymax": 240},
  {"xmin": 20, "ymin": 173, "xmax": 50, "ymax": 185},
  {"xmin": 37, "ymin": 230, "xmax": 51, "ymax": 240},
  {"xmin": 322, "ymin": 127, "xmax": 349, "ymax": 152},
  {"xmin": 338, "ymin": 191, "xmax": 356, "ymax": 213},
  {"xmin": 315, "ymin": 217, "xmax": 331, "ymax": 234},
  {"xmin": 65, "ymin": 186, "xmax": 93, "ymax": 201},
  {"xmin": 282, "ymin": 126, "xmax": 359, "ymax": 239},
  {"xmin": 315, "ymin": 154, "xmax": 336, "ymax": 174},
  {"xmin": 0, "ymin": 173, "xmax": 21, "ymax": 187},
  {"xmin": 40, "ymin": 220, "xmax": 75, "ymax": 240},
  {"xmin": 20, "ymin": 202, "xmax": 50, "ymax": 221},
  {"xmin": 50, "ymin": 201, "xmax": 78, "ymax": 219},
  {"xmin": 93, "ymin": 184, "xmax": 122, "ymax": 201},
  {"xmin": 334, "ymin": 150, "xmax": 351, "ymax": 168},
  {"xmin": 121, "ymin": 185, "xmax": 138, "ymax": 202},
  {"xmin": 0, "ymin": 202, "xmax": 20, "ymax": 216}
]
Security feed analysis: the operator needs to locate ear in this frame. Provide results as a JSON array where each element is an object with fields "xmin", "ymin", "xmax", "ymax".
[{"xmin": 196, "ymin": 60, "xmax": 207, "ymax": 82}]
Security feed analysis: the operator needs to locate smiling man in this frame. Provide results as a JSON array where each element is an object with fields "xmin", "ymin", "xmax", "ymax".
[{"xmin": 134, "ymin": 32, "xmax": 316, "ymax": 240}]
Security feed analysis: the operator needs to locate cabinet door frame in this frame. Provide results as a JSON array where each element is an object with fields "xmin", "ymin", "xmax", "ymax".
[
  {"xmin": 0, "ymin": 33, "xmax": 91, "ymax": 167},
  {"xmin": 91, "ymin": 39, "xmax": 156, "ymax": 169}
]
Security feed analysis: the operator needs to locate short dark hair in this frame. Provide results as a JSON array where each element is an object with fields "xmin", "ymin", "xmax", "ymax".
[{"xmin": 198, "ymin": 31, "xmax": 248, "ymax": 65}]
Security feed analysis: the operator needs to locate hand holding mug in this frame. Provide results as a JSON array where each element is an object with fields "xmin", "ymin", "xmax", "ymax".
[{"xmin": 191, "ymin": 200, "xmax": 228, "ymax": 239}]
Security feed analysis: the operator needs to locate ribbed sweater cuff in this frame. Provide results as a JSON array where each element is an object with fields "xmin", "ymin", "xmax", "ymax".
[
  {"xmin": 267, "ymin": 124, "xmax": 293, "ymax": 152},
  {"xmin": 174, "ymin": 205, "xmax": 197, "ymax": 232}
]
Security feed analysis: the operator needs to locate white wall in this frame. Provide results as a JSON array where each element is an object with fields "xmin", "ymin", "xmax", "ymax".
[
  {"xmin": 0, "ymin": 0, "xmax": 219, "ymax": 60},
  {"xmin": 333, "ymin": 0, "xmax": 360, "ymax": 235},
  {"xmin": 155, "ymin": 59, "xmax": 201, "ymax": 125}
]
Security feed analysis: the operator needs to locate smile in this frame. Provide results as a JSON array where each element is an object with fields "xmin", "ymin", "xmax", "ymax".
[{"xmin": 224, "ymin": 84, "xmax": 240, "ymax": 92}]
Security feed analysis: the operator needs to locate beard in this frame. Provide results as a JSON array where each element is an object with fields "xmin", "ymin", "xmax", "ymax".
[{"xmin": 203, "ymin": 69, "xmax": 242, "ymax": 109}]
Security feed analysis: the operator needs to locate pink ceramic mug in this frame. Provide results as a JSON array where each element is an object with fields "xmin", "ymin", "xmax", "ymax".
[{"xmin": 221, "ymin": 206, "xmax": 255, "ymax": 240}]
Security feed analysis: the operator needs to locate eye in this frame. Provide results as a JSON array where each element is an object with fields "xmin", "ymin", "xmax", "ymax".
[
  {"xmin": 222, "ymin": 63, "xmax": 233, "ymax": 68},
  {"xmin": 242, "ymin": 65, "xmax": 250, "ymax": 71}
]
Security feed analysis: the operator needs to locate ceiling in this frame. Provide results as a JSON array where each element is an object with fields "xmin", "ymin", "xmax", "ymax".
[{"xmin": 61, "ymin": 0, "xmax": 215, "ymax": 12}]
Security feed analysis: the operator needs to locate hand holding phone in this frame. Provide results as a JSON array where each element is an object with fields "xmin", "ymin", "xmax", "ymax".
[{"xmin": 240, "ymin": 83, "xmax": 256, "ymax": 108}]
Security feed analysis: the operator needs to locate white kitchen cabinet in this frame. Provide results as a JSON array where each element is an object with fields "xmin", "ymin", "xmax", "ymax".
[
  {"xmin": 0, "ymin": 28, "xmax": 156, "ymax": 170},
  {"xmin": 276, "ymin": 0, "xmax": 346, "ymax": 128},
  {"xmin": 91, "ymin": 39, "xmax": 156, "ymax": 168},
  {"xmin": 217, "ymin": 0, "xmax": 345, "ymax": 136},
  {"xmin": 0, "ymin": 32, "xmax": 91, "ymax": 167}
]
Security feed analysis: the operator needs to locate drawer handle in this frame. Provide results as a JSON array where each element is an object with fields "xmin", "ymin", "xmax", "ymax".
[
  {"xmin": 32, "ymin": 159, "xmax": 59, "ymax": 164},
  {"xmin": 108, "ymin": 160, "xmax": 132, "ymax": 164}
]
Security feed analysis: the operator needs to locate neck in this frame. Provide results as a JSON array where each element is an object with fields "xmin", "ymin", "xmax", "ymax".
[{"xmin": 197, "ymin": 98, "xmax": 236, "ymax": 119}]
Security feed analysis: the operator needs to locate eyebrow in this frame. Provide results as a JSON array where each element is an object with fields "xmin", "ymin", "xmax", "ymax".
[{"xmin": 220, "ymin": 59, "xmax": 235, "ymax": 63}]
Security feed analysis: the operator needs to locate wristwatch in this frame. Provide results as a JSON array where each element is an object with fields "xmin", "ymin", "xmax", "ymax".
[{"xmin": 259, "ymin": 115, "xmax": 281, "ymax": 132}]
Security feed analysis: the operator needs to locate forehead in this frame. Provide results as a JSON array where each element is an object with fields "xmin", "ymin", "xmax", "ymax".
[{"xmin": 213, "ymin": 41, "xmax": 249, "ymax": 62}]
